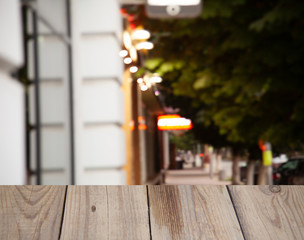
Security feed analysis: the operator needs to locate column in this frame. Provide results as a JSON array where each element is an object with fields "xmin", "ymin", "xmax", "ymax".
[{"xmin": 72, "ymin": 0, "xmax": 126, "ymax": 184}]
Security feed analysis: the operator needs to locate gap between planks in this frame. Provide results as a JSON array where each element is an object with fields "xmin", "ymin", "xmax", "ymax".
[
  {"xmin": 146, "ymin": 185, "xmax": 153, "ymax": 240},
  {"xmin": 58, "ymin": 185, "xmax": 68, "ymax": 240},
  {"xmin": 226, "ymin": 186, "xmax": 246, "ymax": 240}
]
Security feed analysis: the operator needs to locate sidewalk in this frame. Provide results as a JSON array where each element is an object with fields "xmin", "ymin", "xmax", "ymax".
[{"xmin": 163, "ymin": 168, "xmax": 231, "ymax": 185}]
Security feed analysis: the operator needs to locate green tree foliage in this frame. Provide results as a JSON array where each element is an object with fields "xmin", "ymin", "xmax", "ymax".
[
  {"xmin": 143, "ymin": 0, "xmax": 304, "ymax": 151},
  {"xmin": 170, "ymin": 131, "xmax": 196, "ymax": 151}
]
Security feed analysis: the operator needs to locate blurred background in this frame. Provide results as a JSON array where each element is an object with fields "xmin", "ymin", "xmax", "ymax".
[{"xmin": 0, "ymin": 0, "xmax": 303, "ymax": 185}]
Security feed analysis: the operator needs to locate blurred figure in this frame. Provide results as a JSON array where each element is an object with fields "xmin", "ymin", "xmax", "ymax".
[
  {"xmin": 176, "ymin": 150, "xmax": 185, "ymax": 169},
  {"xmin": 185, "ymin": 150, "xmax": 195, "ymax": 168}
]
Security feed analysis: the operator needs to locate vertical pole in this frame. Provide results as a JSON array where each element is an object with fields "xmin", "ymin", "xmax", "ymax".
[
  {"xmin": 33, "ymin": 11, "xmax": 41, "ymax": 185},
  {"xmin": 20, "ymin": 5, "xmax": 31, "ymax": 184},
  {"xmin": 263, "ymin": 142, "xmax": 273, "ymax": 185},
  {"xmin": 267, "ymin": 166, "xmax": 273, "ymax": 185},
  {"xmin": 164, "ymin": 131, "xmax": 170, "ymax": 169},
  {"xmin": 132, "ymin": 80, "xmax": 141, "ymax": 184},
  {"xmin": 66, "ymin": 0, "xmax": 75, "ymax": 184},
  {"xmin": 210, "ymin": 146, "xmax": 214, "ymax": 179},
  {"xmin": 197, "ymin": 143, "xmax": 201, "ymax": 167}
]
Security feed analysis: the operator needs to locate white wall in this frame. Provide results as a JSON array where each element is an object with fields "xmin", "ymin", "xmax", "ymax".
[
  {"xmin": 0, "ymin": 0, "xmax": 126, "ymax": 185},
  {"xmin": 72, "ymin": 0, "xmax": 126, "ymax": 184},
  {"xmin": 0, "ymin": 0, "xmax": 25, "ymax": 184}
]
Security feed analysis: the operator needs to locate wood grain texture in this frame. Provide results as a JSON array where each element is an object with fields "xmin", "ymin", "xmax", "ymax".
[
  {"xmin": 148, "ymin": 185, "xmax": 244, "ymax": 240},
  {"xmin": 228, "ymin": 186, "xmax": 304, "ymax": 240},
  {"xmin": 0, "ymin": 185, "xmax": 66, "ymax": 240},
  {"xmin": 60, "ymin": 185, "xmax": 150, "ymax": 240}
]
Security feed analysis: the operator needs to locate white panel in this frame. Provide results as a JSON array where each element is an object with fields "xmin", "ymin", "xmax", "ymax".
[
  {"xmin": 40, "ymin": 82, "xmax": 66, "ymax": 124},
  {"xmin": 27, "ymin": 40, "xmax": 34, "ymax": 80},
  {"xmin": 42, "ymin": 171, "xmax": 69, "ymax": 185},
  {"xmin": 76, "ymin": 0, "xmax": 122, "ymax": 40},
  {"xmin": 82, "ymin": 79, "xmax": 124, "ymax": 124},
  {"xmin": 30, "ymin": 127, "xmax": 69, "ymax": 171},
  {"xmin": 28, "ymin": 38, "xmax": 68, "ymax": 80},
  {"xmin": 28, "ymin": 85, "xmax": 36, "ymax": 125},
  {"xmin": 29, "ymin": 82, "xmax": 66, "ymax": 124},
  {"xmin": 0, "ymin": 72, "xmax": 25, "ymax": 184},
  {"xmin": 0, "ymin": 0, "xmax": 23, "ymax": 71},
  {"xmin": 37, "ymin": 0, "xmax": 67, "ymax": 34},
  {"xmin": 82, "ymin": 125, "xmax": 126, "ymax": 168},
  {"xmin": 80, "ymin": 35, "xmax": 123, "ymax": 82},
  {"xmin": 81, "ymin": 169, "xmax": 126, "ymax": 185},
  {"xmin": 30, "ymin": 130, "xmax": 36, "ymax": 171},
  {"xmin": 41, "ymin": 127, "xmax": 68, "ymax": 169},
  {"xmin": 39, "ymin": 37, "xmax": 68, "ymax": 79}
]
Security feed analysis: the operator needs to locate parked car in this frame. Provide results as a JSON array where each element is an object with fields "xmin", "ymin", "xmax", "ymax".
[
  {"xmin": 273, "ymin": 156, "xmax": 304, "ymax": 185},
  {"xmin": 240, "ymin": 155, "xmax": 288, "ymax": 184}
]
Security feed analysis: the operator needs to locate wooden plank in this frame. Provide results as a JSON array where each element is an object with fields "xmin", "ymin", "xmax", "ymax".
[
  {"xmin": 228, "ymin": 186, "xmax": 304, "ymax": 240},
  {"xmin": 107, "ymin": 186, "xmax": 150, "ymax": 239},
  {"xmin": 60, "ymin": 185, "xmax": 150, "ymax": 239},
  {"xmin": 148, "ymin": 185, "xmax": 244, "ymax": 240},
  {"xmin": 0, "ymin": 185, "xmax": 66, "ymax": 240}
]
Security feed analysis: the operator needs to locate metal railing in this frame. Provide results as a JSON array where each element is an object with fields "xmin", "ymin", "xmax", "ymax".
[{"xmin": 20, "ymin": 0, "xmax": 75, "ymax": 184}]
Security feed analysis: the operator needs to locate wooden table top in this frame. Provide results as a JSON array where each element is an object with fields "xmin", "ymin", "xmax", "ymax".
[{"xmin": 1, "ymin": 185, "xmax": 303, "ymax": 239}]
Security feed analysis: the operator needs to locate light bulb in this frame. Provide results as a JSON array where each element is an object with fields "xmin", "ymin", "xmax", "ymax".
[
  {"xmin": 124, "ymin": 57, "xmax": 132, "ymax": 64},
  {"xmin": 123, "ymin": 31, "xmax": 132, "ymax": 50},
  {"xmin": 150, "ymin": 76, "xmax": 162, "ymax": 83},
  {"xmin": 141, "ymin": 85, "xmax": 148, "ymax": 91},
  {"xmin": 132, "ymin": 29, "xmax": 151, "ymax": 40},
  {"xmin": 136, "ymin": 41, "xmax": 154, "ymax": 50},
  {"xmin": 130, "ymin": 66, "xmax": 138, "ymax": 73},
  {"xmin": 130, "ymin": 46, "xmax": 137, "ymax": 61},
  {"xmin": 119, "ymin": 50, "xmax": 128, "ymax": 58}
]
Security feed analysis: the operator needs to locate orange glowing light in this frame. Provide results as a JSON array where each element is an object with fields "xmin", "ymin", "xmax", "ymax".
[
  {"xmin": 259, "ymin": 140, "xmax": 267, "ymax": 152},
  {"xmin": 138, "ymin": 116, "xmax": 147, "ymax": 130},
  {"xmin": 157, "ymin": 114, "xmax": 192, "ymax": 131},
  {"xmin": 138, "ymin": 124, "xmax": 147, "ymax": 130}
]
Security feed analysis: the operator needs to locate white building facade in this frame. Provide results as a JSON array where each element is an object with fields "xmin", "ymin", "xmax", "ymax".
[{"xmin": 0, "ymin": 0, "xmax": 127, "ymax": 185}]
